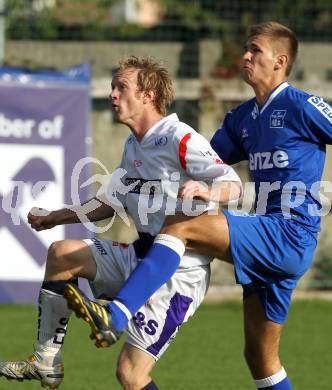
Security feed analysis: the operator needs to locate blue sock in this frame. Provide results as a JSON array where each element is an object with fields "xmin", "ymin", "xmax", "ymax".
[
  {"xmin": 107, "ymin": 234, "xmax": 185, "ymax": 332},
  {"xmin": 255, "ymin": 368, "xmax": 292, "ymax": 389}
]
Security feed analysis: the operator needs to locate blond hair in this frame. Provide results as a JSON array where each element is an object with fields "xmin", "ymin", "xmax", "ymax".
[
  {"xmin": 118, "ymin": 56, "xmax": 174, "ymax": 115},
  {"xmin": 248, "ymin": 21, "xmax": 298, "ymax": 76}
]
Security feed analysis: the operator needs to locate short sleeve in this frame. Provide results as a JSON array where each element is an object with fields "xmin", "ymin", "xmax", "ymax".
[
  {"xmin": 174, "ymin": 127, "xmax": 241, "ymax": 183},
  {"xmin": 210, "ymin": 112, "xmax": 246, "ymax": 164},
  {"xmin": 303, "ymin": 96, "xmax": 332, "ymax": 144}
]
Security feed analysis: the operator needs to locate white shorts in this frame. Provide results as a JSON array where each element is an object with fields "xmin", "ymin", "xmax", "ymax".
[{"xmin": 84, "ymin": 238, "xmax": 210, "ymax": 360}]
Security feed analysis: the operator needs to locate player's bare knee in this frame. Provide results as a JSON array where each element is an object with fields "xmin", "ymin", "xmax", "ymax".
[
  {"xmin": 48, "ymin": 241, "xmax": 66, "ymax": 262},
  {"xmin": 116, "ymin": 364, "xmax": 146, "ymax": 389},
  {"xmin": 46, "ymin": 241, "xmax": 72, "ymax": 273},
  {"xmin": 116, "ymin": 357, "xmax": 150, "ymax": 389}
]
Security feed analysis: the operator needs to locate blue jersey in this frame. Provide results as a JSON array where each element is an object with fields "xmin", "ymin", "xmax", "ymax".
[{"xmin": 211, "ymin": 82, "xmax": 332, "ymax": 234}]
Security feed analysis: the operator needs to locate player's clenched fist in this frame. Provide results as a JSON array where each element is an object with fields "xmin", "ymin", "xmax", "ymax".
[
  {"xmin": 178, "ymin": 180, "xmax": 210, "ymax": 202},
  {"xmin": 27, "ymin": 207, "xmax": 56, "ymax": 231}
]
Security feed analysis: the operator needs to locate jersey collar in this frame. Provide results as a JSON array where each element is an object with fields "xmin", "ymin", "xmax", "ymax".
[
  {"xmin": 139, "ymin": 113, "xmax": 179, "ymax": 143},
  {"xmin": 257, "ymin": 81, "xmax": 289, "ymax": 115}
]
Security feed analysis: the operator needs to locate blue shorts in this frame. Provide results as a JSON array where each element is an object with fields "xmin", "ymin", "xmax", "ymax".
[{"xmin": 224, "ymin": 211, "xmax": 317, "ymax": 324}]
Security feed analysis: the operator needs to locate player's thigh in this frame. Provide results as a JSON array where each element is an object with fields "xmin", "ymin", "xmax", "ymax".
[
  {"xmin": 86, "ymin": 239, "xmax": 138, "ymax": 299},
  {"xmin": 162, "ymin": 211, "xmax": 231, "ymax": 261},
  {"xmin": 117, "ymin": 343, "xmax": 156, "ymax": 385},
  {"xmin": 47, "ymin": 239, "xmax": 97, "ymax": 280}
]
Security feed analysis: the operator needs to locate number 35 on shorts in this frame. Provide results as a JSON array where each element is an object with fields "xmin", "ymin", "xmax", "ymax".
[{"xmin": 133, "ymin": 311, "xmax": 159, "ymax": 335}]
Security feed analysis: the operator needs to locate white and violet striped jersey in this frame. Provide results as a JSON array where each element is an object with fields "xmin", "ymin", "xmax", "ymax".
[{"xmin": 110, "ymin": 113, "xmax": 241, "ymax": 266}]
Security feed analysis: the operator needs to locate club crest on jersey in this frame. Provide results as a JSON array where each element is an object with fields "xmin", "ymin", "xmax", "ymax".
[
  {"xmin": 134, "ymin": 159, "xmax": 142, "ymax": 167},
  {"xmin": 155, "ymin": 136, "xmax": 168, "ymax": 146},
  {"xmin": 270, "ymin": 110, "xmax": 287, "ymax": 128},
  {"xmin": 241, "ymin": 128, "xmax": 249, "ymax": 139}
]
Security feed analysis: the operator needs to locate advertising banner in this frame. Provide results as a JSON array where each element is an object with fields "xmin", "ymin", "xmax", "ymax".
[{"xmin": 0, "ymin": 65, "xmax": 92, "ymax": 303}]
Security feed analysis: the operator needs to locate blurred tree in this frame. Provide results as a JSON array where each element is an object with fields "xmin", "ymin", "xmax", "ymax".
[
  {"xmin": 155, "ymin": 0, "xmax": 332, "ymax": 40},
  {"xmin": 268, "ymin": 0, "xmax": 332, "ymax": 40},
  {"xmin": 4, "ymin": 0, "xmax": 332, "ymax": 40},
  {"xmin": 53, "ymin": 0, "xmax": 115, "ymax": 25},
  {"xmin": 5, "ymin": 0, "xmax": 141, "ymax": 40},
  {"xmin": 6, "ymin": 0, "xmax": 57, "ymax": 39}
]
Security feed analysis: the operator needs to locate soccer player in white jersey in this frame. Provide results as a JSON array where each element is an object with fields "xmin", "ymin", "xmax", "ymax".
[
  {"xmin": 0, "ymin": 56, "xmax": 241, "ymax": 389},
  {"xmin": 63, "ymin": 23, "xmax": 332, "ymax": 390}
]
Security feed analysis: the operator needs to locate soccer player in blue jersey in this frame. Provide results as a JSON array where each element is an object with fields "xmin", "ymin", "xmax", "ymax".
[{"xmin": 63, "ymin": 22, "xmax": 332, "ymax": 389}]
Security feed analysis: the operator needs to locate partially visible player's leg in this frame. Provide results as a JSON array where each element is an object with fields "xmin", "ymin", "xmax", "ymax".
[
  {"xmin": 0, "ymin": 239, "xmax": 96, "ymax": 389},
  {"xmin": 167, "ymin": 213, "xmax": 293, "ymax": 389},
  {"xmin": 106, "ymin": 232, "xmax": 187, "ymax": 332},
  {"xmin": 224, "ymin": 213, "xmax": 317, "ymax": 389},
  {"xmin": 44, "ymin": 239, "xmax": 97, "ymax": 281},
  {"xmin": 161, "ymin": 211, "xmax": 232, "ymax": 260},
  {"xmin": 35, "ymin": 240, "xmax": 97, "ymax": 361},
  {"xmin": 64, "ymin": 240, "xmax": 139, "ymax": 347},
  {"xmin": 118, "ymin": 263, "xmax": 209, "ymax": 389},
  {"xmin": 223, "ymin": 212, "xmax": 298, "ymax": 389},
  {"xmin": 161, "ymin": 213, "xmax": 291, "ymax": 389},
  {"xmin": 104, "ymin": 211, "xmax": 231, "ymax": 334},
  {"xmin": 243, "ymin": 293, "xmax": 292, "ymax": 389},
  {"xmin": 116, "ymin": 344, "xmax": 157, "ymax": 390}
]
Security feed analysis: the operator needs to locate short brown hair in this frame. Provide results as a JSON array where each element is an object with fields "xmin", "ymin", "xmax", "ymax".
[
  {"xmin": 248, "ymin": 21, "xmax": 298, "ymax": 76},
  {"xmin": 118, "ymin": 56, "xmax": 174, "ymax": 115}
]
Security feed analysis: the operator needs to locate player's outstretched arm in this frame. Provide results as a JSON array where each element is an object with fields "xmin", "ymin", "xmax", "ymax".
[{"xmin": 27, "ymin": 195, "xmax": 115, "ymax": 232}]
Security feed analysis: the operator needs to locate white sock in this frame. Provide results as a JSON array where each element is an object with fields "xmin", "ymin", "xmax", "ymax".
[
  {"xmin": 34, "ymin": 346, "xmax": 63, "ymax": 367},
  {"xmin": 254, "ymin": 367, "xmax": 287, "ymax": 388},
  {"xmin": 35, "ymin": 289, "xmax": 71, "ymax": 365},
  {"xmin": 154, "ymin": 234, "xmax": 186, "ymax": 256}
]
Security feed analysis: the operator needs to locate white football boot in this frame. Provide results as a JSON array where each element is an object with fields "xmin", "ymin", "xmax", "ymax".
[{"xmin": 0, "ymin": 354, "xmax": 64, "ymax": 389}]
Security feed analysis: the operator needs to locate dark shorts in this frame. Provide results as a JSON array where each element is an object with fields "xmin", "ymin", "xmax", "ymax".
[{"xmin": 224, "ymin": 211, "xmax": 317, "ymax": 323}]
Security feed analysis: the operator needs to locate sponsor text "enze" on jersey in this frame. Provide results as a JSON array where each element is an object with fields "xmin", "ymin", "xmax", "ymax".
[{"xmin": 249, "ymin": 150, "xmax": 289, "ymax": 171}]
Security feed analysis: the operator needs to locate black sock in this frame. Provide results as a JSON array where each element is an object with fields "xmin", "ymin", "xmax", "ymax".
[
  {"xmin": 141, "ymin": 380, "xmax": 159, "ymax": 390},
  {"xmin": 41, "ymin": 278, "xmax": 78, "ymax": 295}
]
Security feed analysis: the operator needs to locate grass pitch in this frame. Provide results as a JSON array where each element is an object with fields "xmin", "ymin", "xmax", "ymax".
[{"xmin": 0, "ymin": 300, "xmax": 331, "ymax": 389}]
